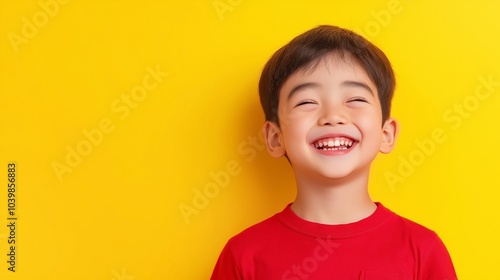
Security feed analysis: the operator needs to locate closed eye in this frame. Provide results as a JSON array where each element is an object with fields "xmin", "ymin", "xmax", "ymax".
[
  {"xmin": 294, "ymin": 100, "xmax": 317, "ymax": 107},
  {"xmin": 348, "ymin": 97, "xmax": 369, "ymax": 103}
]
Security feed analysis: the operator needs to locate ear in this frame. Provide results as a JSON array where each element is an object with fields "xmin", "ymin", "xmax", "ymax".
[
  {"xmin": 262, "ymin": 121, "xmax": 286, "ymax": 158},
  {"xmin": 379, "ymin": 118, "xmax": 399, "ymax": 154}
]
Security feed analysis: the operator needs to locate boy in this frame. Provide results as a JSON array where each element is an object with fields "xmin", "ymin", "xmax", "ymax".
[{"xmin": 211, "ymin": 25, "xmax": 457, "ymax": 279}]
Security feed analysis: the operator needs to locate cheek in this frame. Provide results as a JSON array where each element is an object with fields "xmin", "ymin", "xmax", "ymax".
[
  {"xmin": 279, "ymin": 109, "xmax": 306, "ymax": 130},
  {"xmin": 353, "ymin": 105, "xmax": 382, "ymax": 123},
  {"xmin": 353, "ymin": 112, "xmax": 383, "ymax": 138},
  {"xmin": 281, "ymin": 119, "xmax": 311, "ymax": 147},
  {"xmin": 353, "ymin": 108, "xmax": 375, "ymax": 121},
  {"xmin": 283, "ymin": 120, "xmax": 307, "ymax": 138},
  {"xmin": 280, "ymin": 108, "xmax": 314, "ymax": 132}
]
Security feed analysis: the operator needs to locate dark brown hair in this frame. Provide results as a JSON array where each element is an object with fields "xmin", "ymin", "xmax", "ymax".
[{"xmin": 259, "ymin": 25, "xmax": 395, "ymax": 126}]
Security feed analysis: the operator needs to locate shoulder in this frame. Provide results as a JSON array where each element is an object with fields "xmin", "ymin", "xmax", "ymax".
[
  {"xmin": 386, "ymin": 210, "xmax": 457, "ymax": 278},
  {"xmin": 393, "ymin": 211, "xmax": 440, "ymax": 240},
  {"xmin": 382, "ymin": 206, "xmax": 446, "ymax": 252},
  {"xmin": 226, "ymin": 211, "xmax": 286, "ymax": 250},
  {"xmin": 211, "ymin": 214, "xmax": 285, "ymax": 280}
]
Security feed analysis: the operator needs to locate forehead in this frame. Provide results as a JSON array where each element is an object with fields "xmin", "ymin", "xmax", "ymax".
[{"xmin": 282, "ymin": 52, "xmax": 376, "ymax": 92}]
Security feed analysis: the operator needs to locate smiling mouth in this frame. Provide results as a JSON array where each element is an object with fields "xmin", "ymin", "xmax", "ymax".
[{"xmin": 312, "ymin": 137, "xmax": 354, "ymax": 151}]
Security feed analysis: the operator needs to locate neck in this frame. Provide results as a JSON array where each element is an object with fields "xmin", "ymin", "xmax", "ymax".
[{"xmin": 290, "ymin": 171, "xmax": 376, "ymax": 225}]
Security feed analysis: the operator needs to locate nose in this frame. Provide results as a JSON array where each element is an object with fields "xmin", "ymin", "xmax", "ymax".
[{"xmin": 318, "ymin": 105, "xmax": 347, "ymax": 126}]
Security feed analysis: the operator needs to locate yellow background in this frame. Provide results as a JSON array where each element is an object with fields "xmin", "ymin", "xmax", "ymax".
[{"xmin": 1, "ymin": 0, "xmax": 499, "ymax": 279}]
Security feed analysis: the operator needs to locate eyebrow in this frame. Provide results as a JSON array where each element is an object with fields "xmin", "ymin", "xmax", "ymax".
[
  {"xmin": 287, "ymin": 82, "xmax": 321, "ymax": 100},
  {"xmin": 287, "ymin": 80, "xmax": 374, "ymax": 100},
  {"xmin": 341, "ymin": 80, "xmax": 374, "ymax": 96}
]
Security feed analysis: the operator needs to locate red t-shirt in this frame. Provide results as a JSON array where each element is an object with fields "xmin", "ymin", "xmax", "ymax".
[{"xmin": 211, "ymin": 203, "xmax": 457, "ymax": 280}]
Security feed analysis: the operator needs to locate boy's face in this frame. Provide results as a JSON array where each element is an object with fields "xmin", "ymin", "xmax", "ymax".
[{"xmin": 263, "ymin": 53, "xmax": 398, "ymax": 181}]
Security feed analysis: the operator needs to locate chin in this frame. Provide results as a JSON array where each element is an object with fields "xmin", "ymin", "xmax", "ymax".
[
  {"xmin": 316, "ymin": 168, "xmax": 357, "ymax": 181},
  {"xmin": 318, "ymin": 165, "xmax": 371, "ymax": 182}
]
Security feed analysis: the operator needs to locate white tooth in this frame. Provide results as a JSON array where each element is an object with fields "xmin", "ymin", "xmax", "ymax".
[
  {"xmin": 340, "ymin": 140, "xmax": 345, "ymax": 145},
  {"xmin": 328, "ymin": 140, "xmax": 334, "ymax": 147},
  {"xmin": 334, "ymin": 140, "xmax": 340, "ymax": 147},
  {"xmin": 319, "ymin": 142, "xmax": 323, "ymax": 147},
  {"xmin": 348, "ymin": 141, "xmax": 353, "ymax": 146}
]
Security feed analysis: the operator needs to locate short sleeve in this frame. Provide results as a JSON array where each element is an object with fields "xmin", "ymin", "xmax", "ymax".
[
  {"xmin": 210, "ymin": 240, "xmax": 244, "ymax": 280},
  {"xmin": 420, "ymin": 234, "xmax": 458, "ymax": 280}
]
